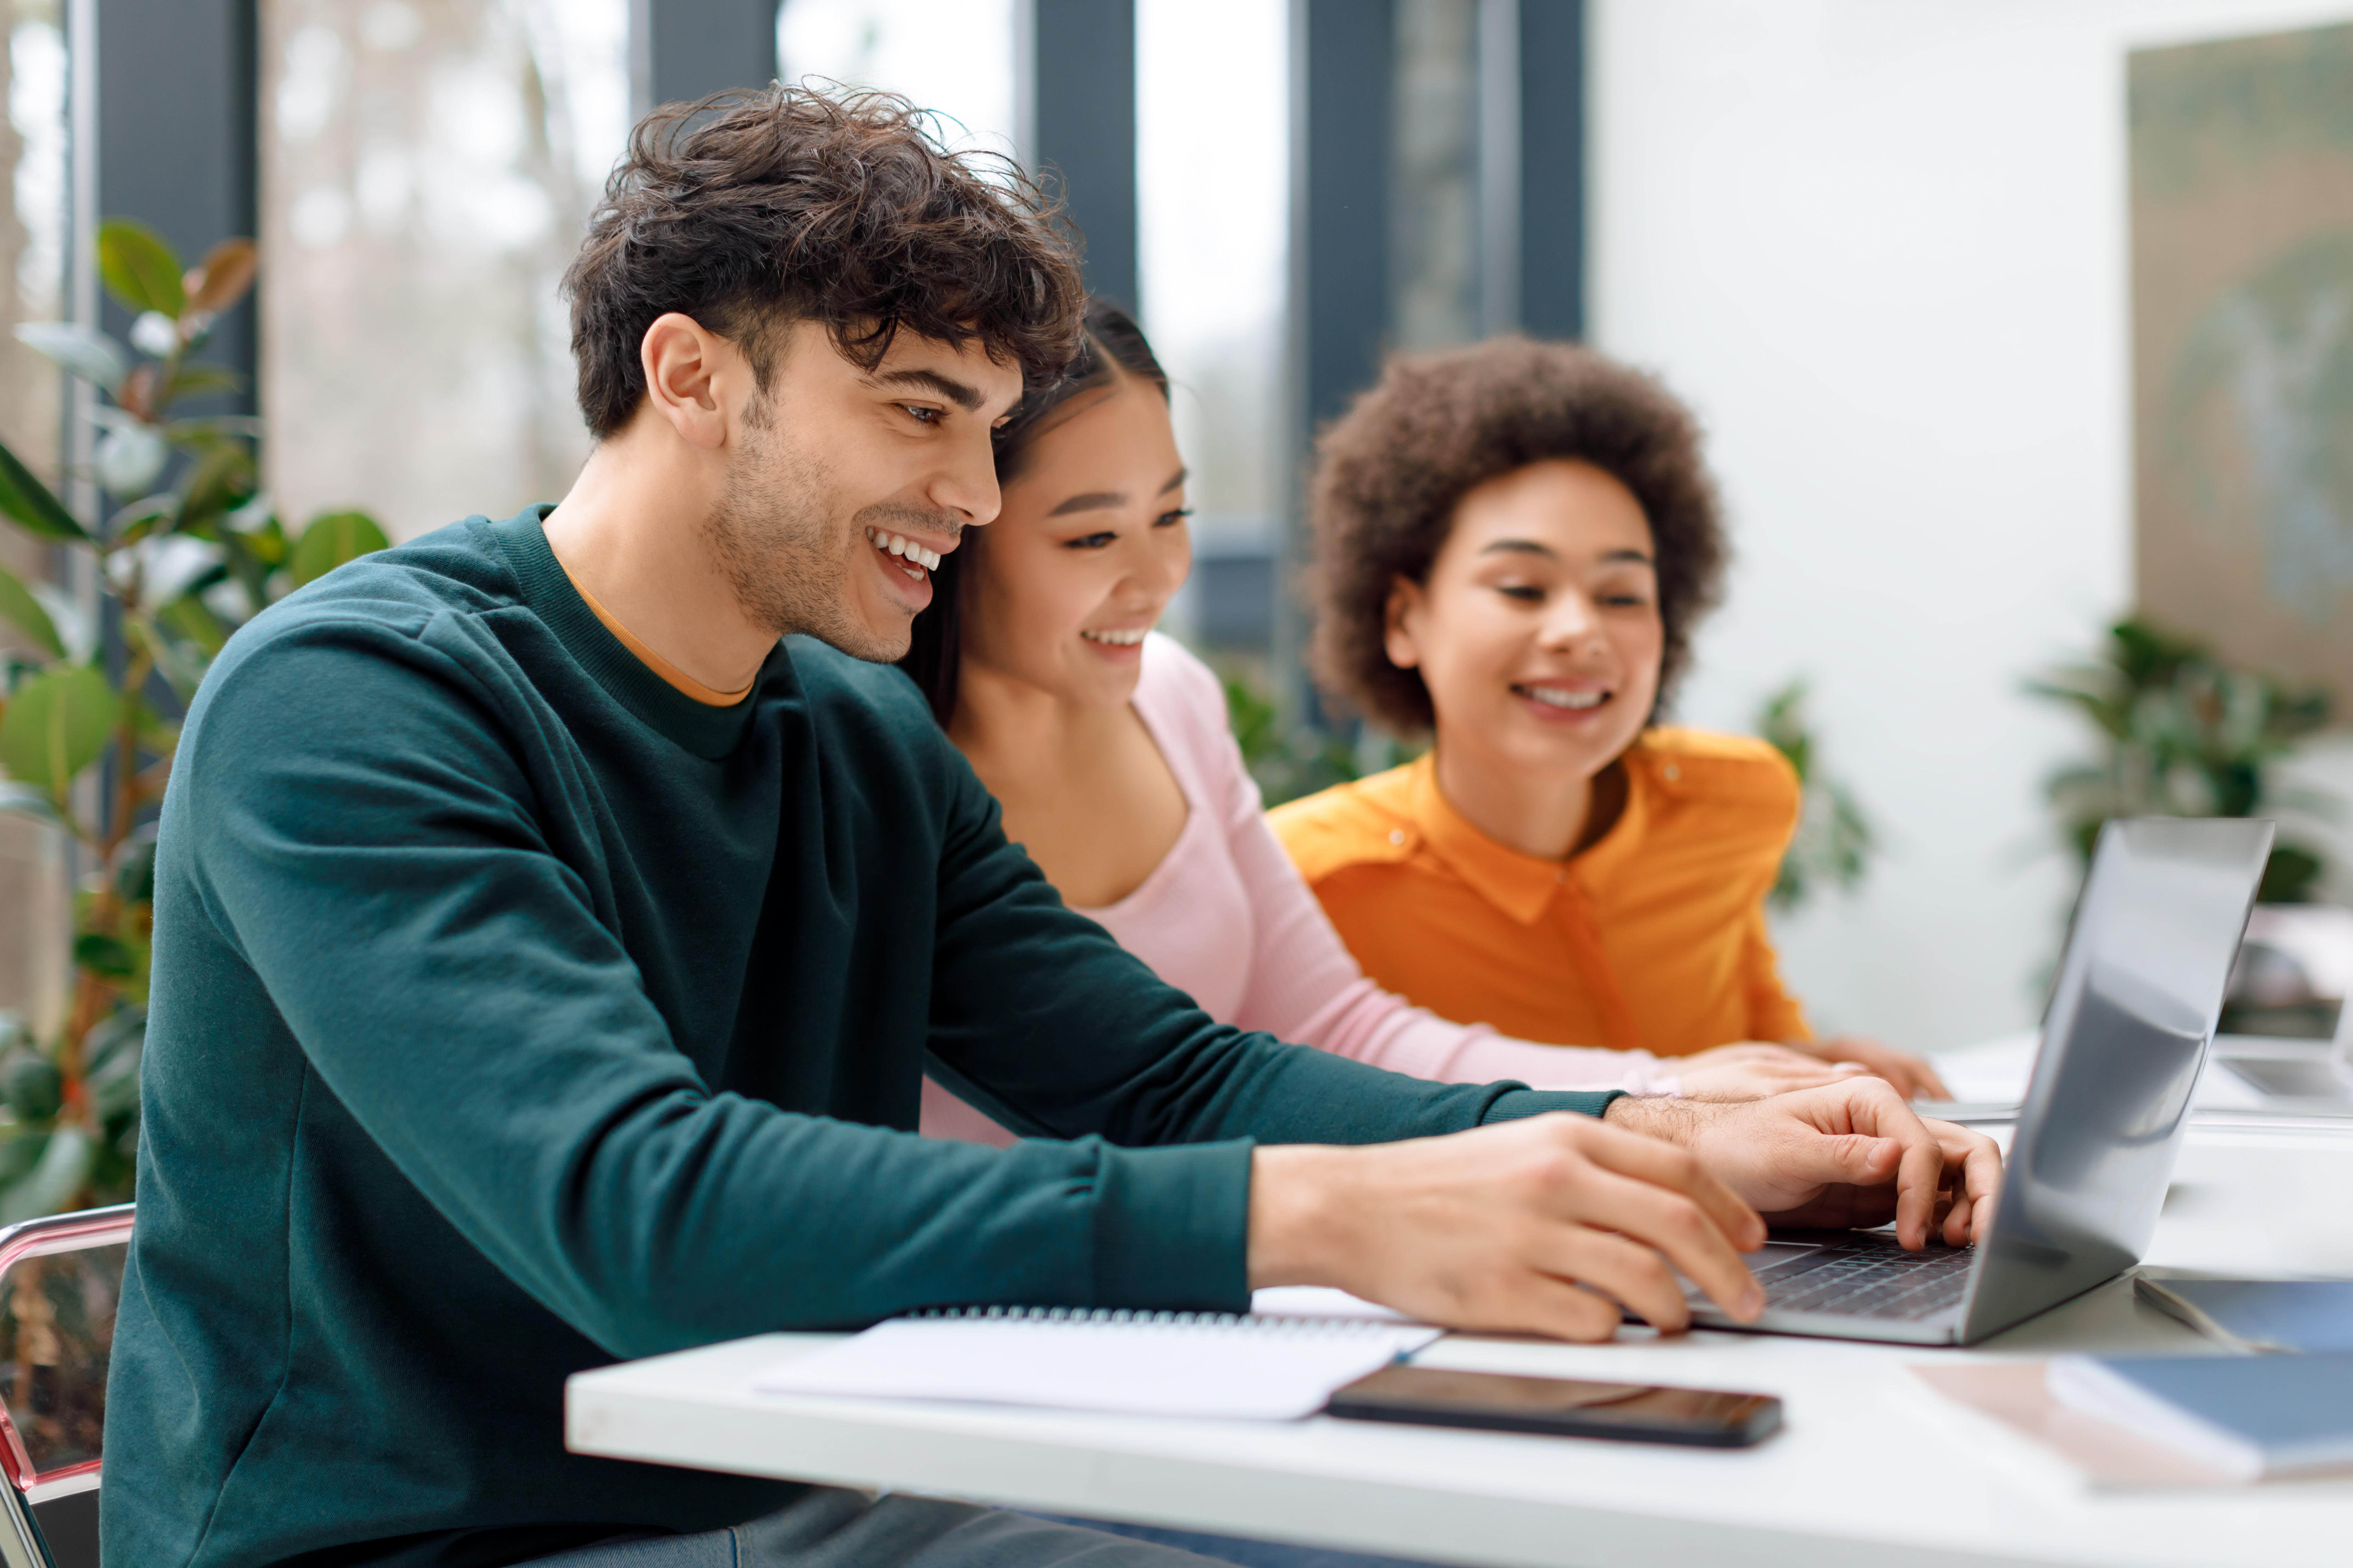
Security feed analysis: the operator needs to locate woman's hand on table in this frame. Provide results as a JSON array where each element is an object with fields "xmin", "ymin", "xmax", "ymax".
[
  {"xmin": 1785, "ymin": 1034, "xmax": 1952, "ymax": 1101},
  {"xmin": 1672, "ymin": 1042, "xmax": 1873, "ymax": 1100}
]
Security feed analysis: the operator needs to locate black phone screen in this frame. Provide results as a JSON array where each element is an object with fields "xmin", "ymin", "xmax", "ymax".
[{"xmin": 1325, "ymin": 1363, "xmax": 1782, "ymax": 1447}]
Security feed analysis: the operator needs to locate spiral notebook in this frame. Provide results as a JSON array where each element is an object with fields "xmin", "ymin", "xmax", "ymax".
[{"xmin": 755, "ymin": 1302, "xmax": 1442, "ymax": 1421}]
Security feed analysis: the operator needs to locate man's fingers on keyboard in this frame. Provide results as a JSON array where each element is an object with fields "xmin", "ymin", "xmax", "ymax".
[
  {"xmin": 1560, "ymin": 1164, "xmax": 1761, "ymax": 1322},
  {"xmin": 1547, "ymin": 1228, "xmax": 1702, "ymax": 1331}
]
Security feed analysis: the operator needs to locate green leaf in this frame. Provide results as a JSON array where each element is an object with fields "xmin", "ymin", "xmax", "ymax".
[
  {"xmin": 72, "ymin": 931, "xmax": 134, "ymax": 979},
  {"xmin": 157, "ymin": 593, "xmax": 229, "ymax": 657},
  {"xmin": 162, "ymin": 415, "xmax": 264, "ymax": 444},
  {"xmin": 163, "ymin": 361, "xmax": 245, "ymax": 402},
  {"xmin": 0, "ymin": 1124, "xmax": 93, "ymax": 1223},
  {"xmin": 108, "ymin": 492, "xmax": 179, "ymax": 547},
  {"xmin": 0, "ymin": 1127, "xmax": 41, "ymax": 1190},
  {"xmin": 0, "ymin": 662, "xmax": 114, "ymax": 799},
  {"xmin": 0, "ymin": 560, "xmax": 62, "ymax": 658},
  {"xmin": 13, "ymin": 322, "xmax": 128, "ymax": 394},
  {"xmin": 96, "ymin": 219, "xmax": 186, "ymax": 318},
  {"xmin": 114, "ymin": 832, "xmax": 157, "ymax": 904},
  {"xmin": 82, "ymin": 1006, "xmax": 143, "ymax": 1075},
  {"xmin": 85, "ymin": 1016, "xmax": 144, "ymax": 1124},
  {"xmin": 0, "ymin": 1051, "xmax": 60, "ymax": 1121},
  {"xmin": 175, "ymin": 442, "xmax": 257, "ymax": 534},
  {"xmin": 0, "ymin": 438, "xmax": 88, "ymax": 541},
  {"xmin": 133, "ymin": 609, "xmax": 210, "ymax": 703},
  {"xmin": 290, "ymin": 510, "xmax": 391, "ymax": 586}
]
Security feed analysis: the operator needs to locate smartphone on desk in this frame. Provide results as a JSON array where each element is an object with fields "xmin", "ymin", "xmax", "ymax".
[{"xmin": 1326, "ymin": 1363, "xmax": 1781, "ymax": 1448}]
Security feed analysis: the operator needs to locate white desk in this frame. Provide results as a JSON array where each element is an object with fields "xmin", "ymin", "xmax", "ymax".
[{"xmin": 568, "ymin": 1060, "xmax": 2353, "ymax": 1568}]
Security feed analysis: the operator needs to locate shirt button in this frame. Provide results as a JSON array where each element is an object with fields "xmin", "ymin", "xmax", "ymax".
[
  {"xmin": 1555, "ymin": 869, "xmax": 1569, "ymax": 884},
  {"xmin": 1663, "ymin": 764, "xmax": 1681, "ymax": 782},
  {"xmin": 1388, "ymin": 829, "xmax": 1405, "ymax": 845}
]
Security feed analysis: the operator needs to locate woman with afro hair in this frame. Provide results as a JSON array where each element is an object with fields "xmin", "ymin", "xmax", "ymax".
[{"xmin": 1270, "ymin": 338, "xmax": 1945, "ymax": 1099}]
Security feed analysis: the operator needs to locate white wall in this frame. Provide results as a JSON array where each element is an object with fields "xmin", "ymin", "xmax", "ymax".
[{"xmin": 1587, "ymin": 0, "xmax": 2353, "ymax": 1051}]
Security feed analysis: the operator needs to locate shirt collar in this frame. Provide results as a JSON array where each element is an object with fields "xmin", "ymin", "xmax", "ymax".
[{"xmin": 1406, "ymin": 746, "xmax": 1657, "ymax": 923}]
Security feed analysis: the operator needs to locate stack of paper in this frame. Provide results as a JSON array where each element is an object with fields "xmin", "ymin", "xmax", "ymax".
[{"xmin": 757, "ymin": 1309, "xmax": 1441, "ymax": 1421}]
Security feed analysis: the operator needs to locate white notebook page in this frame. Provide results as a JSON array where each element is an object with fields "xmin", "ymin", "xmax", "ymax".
[{"xmin": 756, "ymin": 1309, "xmax": 1442, "ymax": 1421}]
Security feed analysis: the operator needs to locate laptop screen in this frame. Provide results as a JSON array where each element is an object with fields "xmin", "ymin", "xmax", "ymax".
[{"xmin": 1960, "ymin": 817, "xmax": 2272, "ymax": 1342}]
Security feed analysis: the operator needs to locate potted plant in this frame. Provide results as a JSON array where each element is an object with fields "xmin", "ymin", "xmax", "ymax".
[
  {"xmin": 0, "ymin": 219, "xmax": 388, "ymax": 1218},
  {"xmin": 2031, "ymin": 618, "xmax": 2340, "ymax": 1037},
  {"xmin": 1754, "ymin": 678, "xmax": 1877, "ymax": 914}
]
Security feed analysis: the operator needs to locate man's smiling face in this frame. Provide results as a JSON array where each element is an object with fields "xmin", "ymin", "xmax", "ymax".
[{"xmin": 708, "ymin": 320, "xmax": 1025, "ymax": 662}]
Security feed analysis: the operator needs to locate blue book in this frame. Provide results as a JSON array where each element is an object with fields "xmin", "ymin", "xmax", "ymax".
[
  {"xmin": 2135, "ymin": 1277, "xmax": 2353, "ymax": 1353},
  {"xmin": 2048, "ymin": 1352, "xmax": 2353, "ymax": 1479}
]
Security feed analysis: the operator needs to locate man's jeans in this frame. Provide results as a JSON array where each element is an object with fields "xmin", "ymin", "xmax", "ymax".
[{"xmin": 523, "ymin": 1487, "xmax": 1436, "ymax": 1568}]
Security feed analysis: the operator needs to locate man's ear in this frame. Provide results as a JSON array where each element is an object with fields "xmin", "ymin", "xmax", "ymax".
[
  {"xmin": 638, "ymin": 312, "xmax": 733, "ymax": 452},
  {"xmin": 1383, "ymin": 577, "xmax": 1425, "ymax": 671}
]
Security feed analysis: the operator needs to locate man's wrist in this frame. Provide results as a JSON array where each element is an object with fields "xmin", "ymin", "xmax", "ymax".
[
  {"xmin": 1245, "ymin": 1144, "xmax": 1352, "ymax": 1290},
  {"xmin": 1604, "ymin": 1094, "xmax": 1707, "ymax": 1144}
]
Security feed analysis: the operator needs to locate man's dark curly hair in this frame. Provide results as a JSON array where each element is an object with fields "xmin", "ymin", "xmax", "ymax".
[
  {"xmin": 564, "ymin": 85, "xmax": 1086, "ymax": 435},
  {"xmin": 1308, "ymin": 337, "xmax": 1728, "ymax": 734}
]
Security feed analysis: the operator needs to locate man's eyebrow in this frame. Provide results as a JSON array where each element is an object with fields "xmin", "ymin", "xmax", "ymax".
[
  {"xmin": 1157, "ymin": 467, "xmax": 1187, "ymax": 496},
  {"xmin": 870, "ymin": 368, "xmax": 987, "ymax": 413}
]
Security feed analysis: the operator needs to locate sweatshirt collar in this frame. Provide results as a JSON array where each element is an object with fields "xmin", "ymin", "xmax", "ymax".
[{"xmin": 488, "ymin": 505, "xmax": 781, "ymax": 760}]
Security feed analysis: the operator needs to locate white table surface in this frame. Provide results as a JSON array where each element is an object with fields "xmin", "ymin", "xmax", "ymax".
[{"xmin": 567, "ymin": 1043, "xmax": 2353, "ymax": 1568}]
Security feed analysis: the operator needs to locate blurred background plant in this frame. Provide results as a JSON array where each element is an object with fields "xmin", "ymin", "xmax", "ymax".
[
  {"xmin": 2029, "ymin": 618, "xmax": 2333, "ymax": 905},
  {"xmin": 0, "ymin": 219, "xmax": 388, "ymax": 1221},
  {"xmin": 1220, "ymin": 666, "xmax": 1423, "ymax": 806},
  {"xmin": 1754, "ymin": 678, "xmax": 1878, "ymax": 913}
]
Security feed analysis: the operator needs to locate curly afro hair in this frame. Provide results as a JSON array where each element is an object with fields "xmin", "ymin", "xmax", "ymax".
[{"xmin": 1307, "ymin": 337, "xmax": 1729, "ymax": 734}]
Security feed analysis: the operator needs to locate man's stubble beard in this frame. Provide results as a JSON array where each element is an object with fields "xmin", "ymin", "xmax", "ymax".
[{"xmin": 699, "ymin": 399, "xmax": 959, "ymax": 664}]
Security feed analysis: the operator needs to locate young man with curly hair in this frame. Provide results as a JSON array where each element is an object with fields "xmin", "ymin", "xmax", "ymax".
[
  {"xmin": 1272, "ymin": 339, "xmax": 1947, "ymax": 1097},
  {"xmin": 108, "ymin": 93, "xmax": 1993, "ymax": 1568}
]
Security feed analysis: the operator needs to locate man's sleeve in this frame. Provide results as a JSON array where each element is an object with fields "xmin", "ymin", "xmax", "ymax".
[
  {"xmin": 918, "ymin": 747, "xmax": 1620, "ymax": 1152},
  {"xmin": 182, "ymin": 616, "xmax": 1593, "ymax": 1354}
]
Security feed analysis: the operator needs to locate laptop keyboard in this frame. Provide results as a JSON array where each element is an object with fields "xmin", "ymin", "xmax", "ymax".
[{"xmin": 1756, "ymin": 1244, "xmax": 1975, "ymax": 1322}]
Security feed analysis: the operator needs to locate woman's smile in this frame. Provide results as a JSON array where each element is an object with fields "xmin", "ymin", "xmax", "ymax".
[{"xmin": 1511, "ymin": 680, "xmax": 1613, "ymax": 718}]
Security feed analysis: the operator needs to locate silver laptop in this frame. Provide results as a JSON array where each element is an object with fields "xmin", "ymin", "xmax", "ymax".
[
  {"xmin": 2213, "ymin": 1013, "xmax": 2353, "ymax": 1108},
  {"xmin": 1683, "ymin": 817, "xmax": 2272, "ymax": 1346}
]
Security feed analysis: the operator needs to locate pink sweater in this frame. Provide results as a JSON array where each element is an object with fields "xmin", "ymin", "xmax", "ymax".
[{"xmin": 920, "ymin": 635, "xmax": 1677, "ymax": 1144}]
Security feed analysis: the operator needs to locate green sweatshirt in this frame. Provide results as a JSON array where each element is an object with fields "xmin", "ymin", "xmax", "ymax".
[{"xmin": 105, "ymin": 508, "xmax": 1617, "ymax": 1568}]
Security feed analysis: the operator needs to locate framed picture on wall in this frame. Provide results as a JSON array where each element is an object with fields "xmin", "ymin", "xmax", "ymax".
[{"xmin": 2131, "ymin": 22, "xmax": 2353, "ymax": 710}]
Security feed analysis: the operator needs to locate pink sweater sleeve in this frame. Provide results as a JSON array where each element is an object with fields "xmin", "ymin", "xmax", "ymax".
[{"xmin": 1157, "ymin": 649, "xmax": 1677, "ymax": 1096}]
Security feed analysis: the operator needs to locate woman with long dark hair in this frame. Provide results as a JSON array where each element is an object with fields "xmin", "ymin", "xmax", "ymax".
[{"xmin": 903, "ymin": 302, "xmax": 1863, "ymax": 1141}]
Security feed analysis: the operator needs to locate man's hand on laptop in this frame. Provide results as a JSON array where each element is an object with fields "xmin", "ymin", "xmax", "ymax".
[
  {"xmin": 1247, "ymin": 1114, "xmax": 1770, "ymax": 1342},
  {"xmin": 1607, "ymin": 1078, "xmax": 2000, "ymax": 1249}
]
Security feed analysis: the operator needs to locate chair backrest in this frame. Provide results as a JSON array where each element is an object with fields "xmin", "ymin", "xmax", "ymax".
[{"xmin": 0, "ymin": 1205, "xmax": 133, "ymax": 1568}]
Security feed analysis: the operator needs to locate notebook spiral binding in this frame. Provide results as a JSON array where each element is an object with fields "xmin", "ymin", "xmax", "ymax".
[{"xmin": 908, "ymin": 1305, "xmax": 1395, "ymax": 1331}]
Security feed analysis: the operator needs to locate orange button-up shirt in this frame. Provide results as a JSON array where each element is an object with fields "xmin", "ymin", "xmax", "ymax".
[{"xmin": 1268, "ymin": 730, "xmax": 1811, "ymax": 1056}]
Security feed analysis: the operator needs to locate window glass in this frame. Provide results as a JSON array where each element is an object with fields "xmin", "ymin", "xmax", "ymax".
[
  {"xmin": 0, "ymin": 0, "xmax": 69, "ymax": 1036},
  {"xmin": 1136, "ymin": 0, "xmax": 1286, "ymax": 656},
  {"xmin": 260, "ymin": 0, "xmax": 629, "ymax": 541},
  {"xmin": 775, "ymin": 0, "xmax": 1018, "ymax": 161}
]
